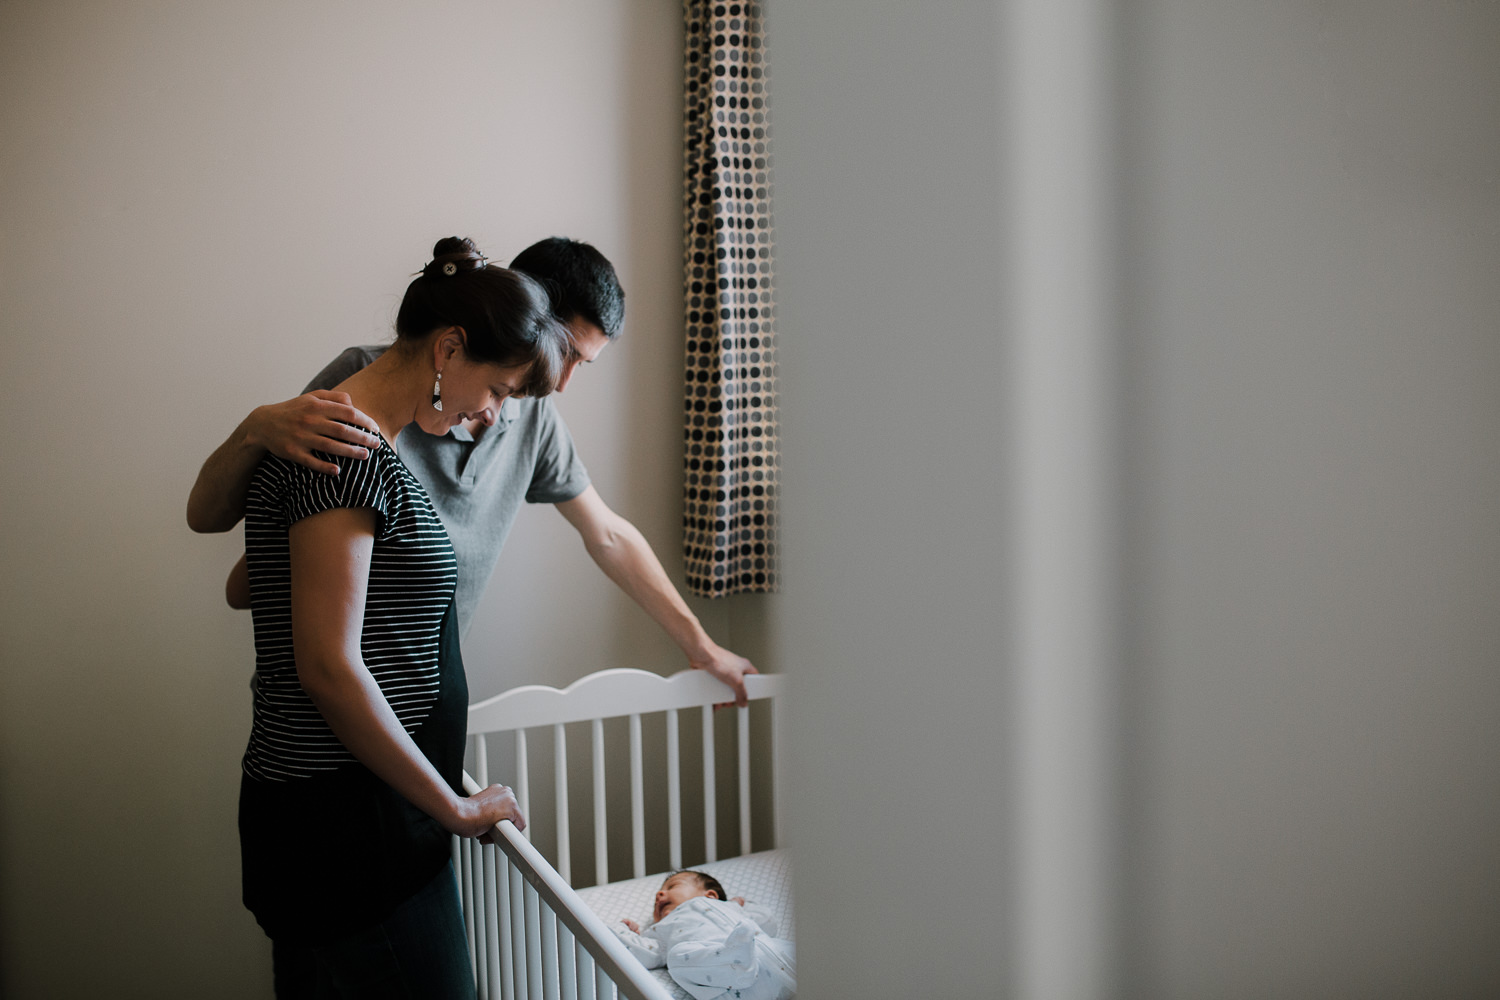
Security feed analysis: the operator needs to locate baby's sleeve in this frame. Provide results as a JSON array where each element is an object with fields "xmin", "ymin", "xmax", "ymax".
[
  {"xmin": 739, "ymin": 901, "xmax": 779, "ymax": 938},
  {"xmin": 611, "ymin": 923, "xmax": 665, "ymax": 968}
]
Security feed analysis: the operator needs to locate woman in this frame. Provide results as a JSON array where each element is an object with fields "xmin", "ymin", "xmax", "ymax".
[{"xmin": 238, "ymin": 237, "xmax": 568, "ymax": 997}]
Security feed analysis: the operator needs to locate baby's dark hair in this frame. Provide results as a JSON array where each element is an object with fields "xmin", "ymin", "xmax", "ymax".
[
  {"xmin": 677, "ymin": 870, "xmax": 727, "ymax": 902},
  {"xmin": 395, "ymin": 236, "xmax": 568, "ymax": 397}
]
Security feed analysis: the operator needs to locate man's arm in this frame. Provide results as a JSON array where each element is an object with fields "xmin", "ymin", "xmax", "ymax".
[
  {"xmin": 555, "ymin": 486, "xmax": 757, "ymax": 706},
  {"xmin": 186, "ymin": 391, "xmax": 382, "ymax": 533}
]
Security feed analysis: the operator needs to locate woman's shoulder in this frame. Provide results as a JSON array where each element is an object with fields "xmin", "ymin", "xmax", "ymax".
[{"xmin": 251, "ymin": 439, "xmax": 408, "ymax": 517}]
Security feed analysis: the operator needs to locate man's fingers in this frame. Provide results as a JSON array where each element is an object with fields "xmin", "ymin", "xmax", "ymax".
[
  {"xmin": 297, "ymin": 454, "xmax": 343, "ymax": 476},
  {"xmin": 326, "ymin": 419, "xmax": 382, "ymax": 444},
  {"xmin": 316, "ymin": 396, "xmax": 382, "ymax": 435},
  {"xmin": 317, "ymin": 440, "xmax": 373, "ymax": 461}
]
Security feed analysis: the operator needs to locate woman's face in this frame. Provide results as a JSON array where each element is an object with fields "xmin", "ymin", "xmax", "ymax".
[{"xmin": 415, "ymin": 352, "xmax": 529, "ymax": 436}]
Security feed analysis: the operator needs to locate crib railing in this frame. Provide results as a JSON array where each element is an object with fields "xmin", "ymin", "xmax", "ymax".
[
  {"xmin": 456, "ymin": 669, "xmax": 787, "ymax": 1000},
  {"xmin": 455, "ymin": 774, "xmax": 673, "ymax": 1000},
  {"xmin": 468, "ymin": 669, "xmax": 787, "ymax": 883}
]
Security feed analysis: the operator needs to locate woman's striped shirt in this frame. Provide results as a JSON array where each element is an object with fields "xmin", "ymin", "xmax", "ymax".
[{"xmin": 241, "ymin": 438, "xmax": 458, "ymax": 782}]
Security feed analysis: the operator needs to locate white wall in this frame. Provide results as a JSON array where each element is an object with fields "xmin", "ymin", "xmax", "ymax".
[
  {"xmin": 1118, "ymin": 3, "xmax": 1500, "ymax": 996},
  {"xmin": 0, "ymin": 2, "xmax": 760, "ymax": 996},
  {"xmin": 770, "ymin": 1, "xmax": 1500, "ymax": 998},
  {"xmin": 769, "ymin": 4, "xmax": 1016, "ymax": 997}
]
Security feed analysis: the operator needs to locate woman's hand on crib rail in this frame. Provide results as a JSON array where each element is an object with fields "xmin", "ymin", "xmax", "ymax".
[{"xmin": 452, "ymin": 783, "xmax": 526, "ymax": 843}]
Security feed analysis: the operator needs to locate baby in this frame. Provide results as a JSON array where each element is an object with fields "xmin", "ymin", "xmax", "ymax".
[{"xmin": 613, "ymin": 870, "xmax": 795, "ymax": 1000}]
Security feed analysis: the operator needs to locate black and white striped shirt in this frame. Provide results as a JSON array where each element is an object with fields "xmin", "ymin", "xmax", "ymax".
[{"xmin": 242, "ymin": 439, "xmax": 458, "ymax": 781}]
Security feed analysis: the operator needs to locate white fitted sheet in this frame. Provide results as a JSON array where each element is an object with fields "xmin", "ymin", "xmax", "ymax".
[{"xmin": 574, "ymin": 849, "xmax": 794, "ymax": 999}]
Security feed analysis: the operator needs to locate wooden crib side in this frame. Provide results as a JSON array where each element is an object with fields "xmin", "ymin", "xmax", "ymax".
[
  {"xmin": 467, "ymin": 669, "xmax": 787, "ymax": 885},
  {"xmin": 458, "ymin": 774, "xmax": 674, "ymax": 1000},
  {"xmin": 456, "ymin": 668, "xmax": 787, "ymax": 1000}
]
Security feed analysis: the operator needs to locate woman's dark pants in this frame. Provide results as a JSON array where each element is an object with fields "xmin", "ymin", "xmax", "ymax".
[{"xmin": 271, "ymin": 862, "xmax": 475, "ymax": 999}]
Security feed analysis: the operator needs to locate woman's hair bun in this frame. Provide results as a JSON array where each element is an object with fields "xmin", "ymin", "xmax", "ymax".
[{"xmin": 422, "ymin": 236, "xmax": 489, "ymax": 279}]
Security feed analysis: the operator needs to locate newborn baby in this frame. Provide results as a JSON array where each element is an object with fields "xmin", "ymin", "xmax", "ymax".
[{"xmin": 613, "ymin": 870, "xmax": 795, "ymax": 1000}]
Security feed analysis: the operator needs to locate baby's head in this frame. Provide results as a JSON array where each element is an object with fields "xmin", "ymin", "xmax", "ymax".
[{"xmin": 652, "ymin": 870, "xmax": 728, "ymax": 922}]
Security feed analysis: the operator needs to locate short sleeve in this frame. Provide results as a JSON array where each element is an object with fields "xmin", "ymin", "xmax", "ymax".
[
  {"xmin": 525, "ymin": 398, "xmax": 591, "ymax": 504},
  {"xmin": 302, "ymin": 345, "xmax": 384, "ymax": 394},
  {"xmin": 279, "ymin": 445, "xmax": 393, "ymax": 540}
]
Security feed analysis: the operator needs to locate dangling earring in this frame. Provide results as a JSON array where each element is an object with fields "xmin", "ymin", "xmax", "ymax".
[{"xmin": 431, "ymin": 371, "xmax": 444, "ymax": 411}]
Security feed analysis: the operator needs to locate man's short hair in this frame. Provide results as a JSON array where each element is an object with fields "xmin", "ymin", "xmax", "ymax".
[{"xmin": 510, "ymin": 237, "xmax": 625, "ymax": 340}]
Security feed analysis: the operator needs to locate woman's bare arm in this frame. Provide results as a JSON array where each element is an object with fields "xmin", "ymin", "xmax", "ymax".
[{"xmin": 288, "ymin": 506, "xmax": 522, "ymax": 837}]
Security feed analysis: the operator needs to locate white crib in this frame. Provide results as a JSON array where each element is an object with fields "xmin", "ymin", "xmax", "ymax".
[{"xmin": 453, "ymin": 668, "xmax": 788, "ymax": 1000}]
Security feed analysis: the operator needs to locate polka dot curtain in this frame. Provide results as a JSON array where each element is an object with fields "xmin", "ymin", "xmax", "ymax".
[{"xmin": 682, "ymin": 0, "xmax": 779, "ymax": 597}]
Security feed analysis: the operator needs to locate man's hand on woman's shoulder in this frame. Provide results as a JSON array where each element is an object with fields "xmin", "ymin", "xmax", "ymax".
[{"xmin": 247, "ymin": 390, "xmax": 383, "ymax": 476}]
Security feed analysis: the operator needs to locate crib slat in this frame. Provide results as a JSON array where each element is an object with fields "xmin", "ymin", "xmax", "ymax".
[
  {"xmin": 516, "ymin": 729, "xmax": 531, "ymax": 841},
  {"xmin": 525, "ymin": 883, "xmax": 543, "ymax": 1000},
  {"xmin": 541, "ymin": 908, "xmax": 560, "ymax": 1000},
  {"xmin": 629, "ymin": 713, "xmax": 645, "ymax": 879},
  {"xmin": 454, "ymin": 837, "xmax": 470, "ymax": 978},
  {"xmin": 596, "ymin": 962, "xmax": 613, "ymax": 1000},
  {"xmin": 771, "ymin": 690, "xmax": 786, "ymax": 849},
  {"xmin": 592, "ymin": 718, "xmax": 607, "ymax": 885},
  {"xmin": 461, "ymin": 836, "xmax": 477, "ymax": 983},
  {"xmin": 702, "ymin": 704, "xmax": 717, "ymax": 863},
  {"xmin": 483, "ymin": 844, "xmax": 501, "ymax": 1000},
  {"xmin": 559, "ymin": 922, "xmax": 578, "ymax": 1000},
  {"xmin": 510, "ymin": 866, "xmax": 528, "ymax": 1000},
  {"xmin": 738, "ymin": 705, "xmax": 752, "ymax": 857},
  {"xmin": 576, "ymin": 942, "xmax": 596, "ymax": 1000},
  {"xmin": 666, "ymin": 708, "xmax": 682, "ymax": 871},
  {"xmin": 476, "ymin": 732, "xmax": 490, "ymax": 786},
  {"xmin": 497, "ymin": 853, "xmax": 515, "ymax": 1000},
  {"xmin": 555, "ymin": 723, "xmax": 571, "ymax": 884},
  {"xmin": 471, "ymin": 841, "xmax": 486, "ymax": 999}
]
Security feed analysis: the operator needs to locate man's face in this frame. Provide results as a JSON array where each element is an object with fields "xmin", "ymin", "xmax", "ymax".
[{"xmin": 556, "ymin": 318, "xmax": 610, "ymax": 392}]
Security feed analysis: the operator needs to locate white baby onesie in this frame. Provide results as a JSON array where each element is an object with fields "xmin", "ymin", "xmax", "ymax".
[{"xmin": 612, "ymin": 897, "xmax": 795, "ymax": 1000}]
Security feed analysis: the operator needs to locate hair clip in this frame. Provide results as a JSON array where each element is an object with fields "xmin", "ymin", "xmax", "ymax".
[{"xmin": 442, "ymin": 262, "xmax": 458, "ymax": 276}]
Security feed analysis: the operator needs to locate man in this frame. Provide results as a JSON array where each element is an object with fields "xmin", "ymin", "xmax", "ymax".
[{"xmin": 187, "ymin": 237, "xmax": 754, "ymax": 704}]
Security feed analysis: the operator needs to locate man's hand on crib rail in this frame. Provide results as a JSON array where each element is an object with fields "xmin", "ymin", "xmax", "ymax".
[
  {"xmin": 690, "ymin": 643, "xmax": 758, "ymax": 708},
  {"xmin": 452, "ymin": 783, "xmax": 526, "ymax": 842}
]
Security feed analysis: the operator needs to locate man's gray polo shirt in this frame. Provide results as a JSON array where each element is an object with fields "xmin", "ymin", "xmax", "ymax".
[{"xmin": 305, "ymin": 345, "xmax": 590, "ymax": 633}]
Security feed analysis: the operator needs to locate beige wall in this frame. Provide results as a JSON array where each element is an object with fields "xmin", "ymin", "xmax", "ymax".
[
  {"xmin": 770, "ymin": 0, "xmax": 1500, "ymax": 998},
  {"xmin": 0, "ymin": 2, "xmax": 774, "ymax": 996},
  {"xmin": 1117, "ymin": 4, "xmax": 1500, "ymax": 995}
]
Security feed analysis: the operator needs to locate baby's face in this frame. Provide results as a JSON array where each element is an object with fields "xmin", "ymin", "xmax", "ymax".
[{"xmin": 653, "ymin": 873, "xmax": 715, "ymax": 922}]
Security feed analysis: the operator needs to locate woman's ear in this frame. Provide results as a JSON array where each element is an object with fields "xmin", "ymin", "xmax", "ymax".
[{"xmin": 432, "ymin": 326, "xmax": 466, "ymax": 369}]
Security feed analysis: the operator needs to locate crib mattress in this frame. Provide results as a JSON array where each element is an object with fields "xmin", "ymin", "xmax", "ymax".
[{"xmin": 575, "ymin": 849, "xmax": 794, "ymax": 999}]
